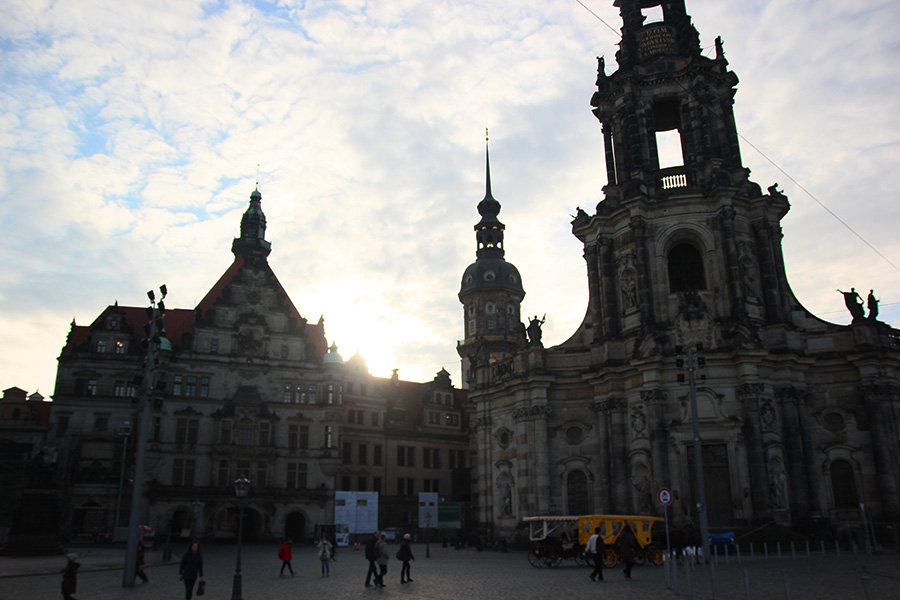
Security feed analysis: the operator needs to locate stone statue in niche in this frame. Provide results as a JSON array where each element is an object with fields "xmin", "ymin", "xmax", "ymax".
[
  {"xmin": 622, "ymin": 273, "xmax": 638, "ymax": 310},
  {"xmin": 769, "ymin": 466, "xmax": 786, "ymax": 508},
  {"xmin": 502, "ymin": 484, "xmax": 513, "ymax": 516}
]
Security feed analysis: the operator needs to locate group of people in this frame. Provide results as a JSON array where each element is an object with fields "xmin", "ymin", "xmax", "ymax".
[
  {"xmin": 585, "ymin": 524, "xmax": 641, "ymax": 582},
  {"xmin": 365, "ymin": 530, "xmax": 415, "ymax": 587}
]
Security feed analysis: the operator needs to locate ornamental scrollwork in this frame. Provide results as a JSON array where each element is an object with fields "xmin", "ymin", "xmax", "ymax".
[{"xmin": 512, "ymin": 405, "xmax": 552, "ymax": 421}]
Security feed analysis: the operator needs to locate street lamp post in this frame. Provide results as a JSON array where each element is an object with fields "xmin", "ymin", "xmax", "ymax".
[
  {"xmin": 231, "ymin": 475, "xmax": 250, "ymax": 600},
  {"xmin": 123, "ymin": 285, "xmax": 166, "ymax": 587},
  {"xmin": 425, "ymin": 512, "xmax": 431, "ymax": 559},
  {"xmin": 113, "ymin": 421, "xmax": 131, "ymax": 536},
  {"xmin": 678, "ymin": 344, "xmax": 711, "ymax": 564}
]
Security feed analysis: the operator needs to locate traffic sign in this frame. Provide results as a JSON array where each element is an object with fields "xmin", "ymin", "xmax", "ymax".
[{"xmin": 657, "ymin": 487, "xmax": 673, "ymax": 506}]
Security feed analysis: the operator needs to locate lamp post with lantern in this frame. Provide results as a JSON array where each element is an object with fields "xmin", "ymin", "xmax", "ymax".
[{"xmin": 231, "ymin": 475, "xmax": 250, "ymax": 600}]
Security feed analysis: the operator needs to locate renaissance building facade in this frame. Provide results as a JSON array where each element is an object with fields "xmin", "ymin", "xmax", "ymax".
[
  {"xmin": 49, "ymin": 188, "xmax": 468, "ymax": 544},
  {"xmin": 459, "ymin": 0, "xmax": 900, "ymax": 539}
]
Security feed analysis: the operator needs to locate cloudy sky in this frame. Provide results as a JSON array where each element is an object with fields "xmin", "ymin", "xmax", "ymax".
[{"xmin": 2, "ymin": 0, "xmax": 899, "ymax": 397}]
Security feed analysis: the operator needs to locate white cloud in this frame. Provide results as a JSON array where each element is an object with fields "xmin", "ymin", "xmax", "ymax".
[{"xmin": 2, "ymin": 0, "xmax": 899, "ymax": 394}]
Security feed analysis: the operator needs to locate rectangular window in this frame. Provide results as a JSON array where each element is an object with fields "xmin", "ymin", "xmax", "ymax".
[
  {"xmin": 150, "ymin": 416, "xmax": 161, "ymax": 442},
  {"xmin": 200, "ymin": 377, "xmax": 209, "ymax": 398},
  {"xmin": 236, "ymin": 427, "xmax": 252, "ymax": 446},
  {"xmin": 97, "ymin": 340, "xmax": 106, "ymax": 353},
  {"xmin": 373, "ymin": 477, "xmax": 382, "ymax": 493},
  {"xmin": 94, "ymin": 416, "xmax": 108, "ymax": 432},
  {"xmin": 449, "ymin": 449, "xmax": 466, "ymax": 469},
  {"xmin": 445, "ymin": 414, "xmax": 460, "ymax": 426},
  {"xmin": 210, "ymin": 338, "xmax": 218, "ymax": 353},
  {"xmin": 288, "ymin": 424, "xmax": 299, "ymax": 449},
  {"xmin": 300, "ymin": 425, "xmax": 309, "ymax": 449},
  {"xmin": 325, "ymin": 426, "xmax": 333, "ymax": 448},
  {"xmin": 346, "ymin": 382, "xmax": 354, "ymax": 394},
  {"xmin": 341, "ymin": 475, "xmax": 351, "ymax": 491},
  {"xmin": 126, "ymin": 382, "xmax": 137, "ymax": 397},
  {"xmin": 187, "ymin": 420, "xmax": 198, "ymax": 444},
  {"xmin": 173, "ymin": 375, "xmax": 182, "ymax": 396},
  {"xmin": 358, "ymin": 444, "xmax": 367, "ymax": 465},
  {"xmin": 56, "ymin": 415, "xmax": 70, "ymax": 437},
  {"xmin": 287, "ymin": 463, "xmax": 307, "ymax": 489},
  {"xmin": 374, "ymin": 444, "xmax": 383, "ymax": 466},
  {"xmin": 428, "ymin": 411, "xmax": 440, "ymax": 425},
  {"xmin": 114, "ymin": 380, "xmax": 126, "ymax": 397},
  {"xmin": 220, "ymin": 420, "xmax": 232, "ymax": 444},
  {"xmin": 281, "ymin": 344, "xmax": 289, "ymax": 358},
  {"xmin": 258, "ymin": 422, "xmax": 270, "ymax": 446},
  {"xmin": 358, "ymin": 476, "xmax": 366, "ymax": 491},
  {"xmin": 468, "ymin": 319, "xmax": 476, "ymax": 335},
  {"xmin": 175, "ymin": 418, "xmax": 187, "ymax": 444},
  {"xmin": 115, "ymin": 340, "xmax": 126, "ymax": 354},
  {"xmin": 172, "ymin": 458, "xmax": 196, "ymax": 486},
  {"xmin": 218, "ymin": 460, "xmax": 229, "ymax": 486},
  {"xmin": 283, "ymin": 384, "xmax": 292, "ymax": 403},
  {"xmin": 424, "ymin": 479, "xmax": 440, "ymax": 494},
  {"xmin": 236, "ymin": 460, "xmax": 251, "ymax": 479},
  {"xmin": 343, "ymin": 442, "xmax": 352, "ymax": 464},
  {"xmin": 307, "ymin": 384, "xmax": 317, "ymax": 404},
  {"xmin": 371, "ymin": 411, "xmax": 379, "ymax": 427},
  {"xmin": 296, "ymin": 384, "xmax": 305, "ymax": 404},
  {"xmin": 185, "ymin": 376, "xmax": 197, "ymax": 397},
  {"xmin": 487, "ymin": 319, "xmax": 495, "ymax": 331},
  {"xmin": 87, "ymin": 379, "xmax": 98, "ymax": 396},
  {"xmin": 397, "ymin": 445, "xmax": 414, "ymax": 467},
  {"xmin": 256, "ymin": 462, "xmax": 267, "ymax": 488},
  {"xmin": 397, "ymin": 477, "xmax": 414, "ymax": 496},
  {"xmin": 424, "ymin": 448, "xmax": 440, "ymax": 469},
  {"xmin": 327, "ymin": 384, "xmax": 334, "ymax": 405}
]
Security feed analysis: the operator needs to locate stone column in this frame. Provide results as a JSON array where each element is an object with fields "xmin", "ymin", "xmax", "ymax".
[
  {"xmin": 598, "ymin": 238, "xmax": 619, "ymax": 338},
  {"xmin": 739, "ymin": 384, "xmax": 771, "ymax": 523},
  {"xmin": 718, "ymin": 207, "xmax": 745, "ymax": 321},
  {"xmin": 514, "ymin": 404, "xmax": 552, "ymax": 515},
  {"xmin": 641, "ymin": 389, "xmax": 670, "ymax": 488},
  {"xmin": 473, "ymin": 414, "xmax": 493, "ymax": 524},
  {"xmin": 584, "ymin": 243, "xmax": 604, "ymax": 342},
  {"xmin": 777, "ymin": 387, "xmax": 811, "ymax": 521},
  {"xmin": 797, "ymin": 402, "xmax": 823, "ymax": 518},
  {"xmin": 752, "ymin": 221, "xmax": 784, "ymax": 324},
  {"xmin": 609, "ymin": 398, "xmax": 630, "ymax": 513},
  {"xmin": 861, "ymin": 382, "xmax": 900, "ymax": 520},
  {"xmin": 591, "ymin": 400, "xmax": 613, "ymax": 512}
]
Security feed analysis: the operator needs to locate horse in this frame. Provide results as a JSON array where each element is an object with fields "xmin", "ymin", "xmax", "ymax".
[{"xmin": 653, "ymin": 522, "xmax": 701, "ymax": 564}]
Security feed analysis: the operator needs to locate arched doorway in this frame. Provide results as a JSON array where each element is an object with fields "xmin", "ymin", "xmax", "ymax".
[
  {"xmin": 171, "ymin": 509, "xmax": 191, "ymax": 540},
  {"xmin": 285, "ymin": 512, "xmax": 306, "ymax": 543},
  {"xmin": 566, "ymin": 470, "xmax": 590, "ymax": 515}
]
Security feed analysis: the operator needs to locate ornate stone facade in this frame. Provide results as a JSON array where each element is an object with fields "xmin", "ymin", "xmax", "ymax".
[{"xmin": 461, "ymin": 0, "xmax": 900, "ymax": 538}]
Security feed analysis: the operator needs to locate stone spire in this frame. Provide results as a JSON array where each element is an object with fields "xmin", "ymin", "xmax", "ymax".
[{"xmin": 231, "ymin": 187, "xmax": 272, "ymax": 259}]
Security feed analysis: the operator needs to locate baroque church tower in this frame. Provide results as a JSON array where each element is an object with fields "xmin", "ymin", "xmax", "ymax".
[
  {"xmin": 458, "ymin": 139, "xmax": 526, "ymax": 387},
  {"xmin": 464, "ymin": 0, "xmax": 900, "ymax": 539}
]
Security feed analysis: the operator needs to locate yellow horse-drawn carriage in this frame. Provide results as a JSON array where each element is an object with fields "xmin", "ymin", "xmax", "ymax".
[{"xmin": 525, "ymin": 514, "xmax": 664, "ymax": 568}]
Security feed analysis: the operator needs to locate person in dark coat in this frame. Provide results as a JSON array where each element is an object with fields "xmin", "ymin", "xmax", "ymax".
[
  {"xmin": 619, "ymin": 525, "xmax": 639, "ymax": 580},
  {"xmin": 374, "ymin": 533, "xmax": 389, "ymax": 588},
  {"xmin": 61, "ymin": 553, "xmax": 80, "ymax": 600},
  {"xmin": 397, "ymin": 533, "xmax": 415, "ymax": 583},
  {"xmin": 136, "ymin": 544, "xmax": 149, "ymax": 583},
  {"xmin": 178, "ymin": 542, "xmax": 205, "ymax": 600},
  {"xmin": 364, "ymin": 530, "xmax": 379, "ymax": 588}
]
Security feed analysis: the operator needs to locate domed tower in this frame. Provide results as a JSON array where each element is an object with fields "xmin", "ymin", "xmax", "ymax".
[
  {"xmin": 457, "ymin": 138, "xmax": 525, "ymax": 388},
  {"xmin": 231, "ymin": 187, "xmax": 272, "ymax": 263}
]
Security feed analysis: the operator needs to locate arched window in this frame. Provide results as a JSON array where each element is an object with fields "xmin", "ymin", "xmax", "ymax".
[
  {"xmin": 830, "ymin": 459, "xmax": 858, "ymax": 509},
  {"xmin": 668, "ymin": 243, "xmax": 705, "ymax": 292},
  {"xmin": 566, "ymin": 470, "xmax": 590, "ymax": 515}
]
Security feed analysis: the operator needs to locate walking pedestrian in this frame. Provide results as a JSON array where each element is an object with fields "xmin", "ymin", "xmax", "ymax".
[
  {"xmin": 364, "ymin": 530, "xmax": 379, "ymax": 588},
  {"xmin": 619, "ymin": 524, "xmax": 639, "ymax": 580},
  {"xmin": 61, "ymin": 553, "xmax": 80, "ymax": 600},
  {"xmin": 317, "ymin": 537, "xmax": 334, "ymax": 577},
  {"xmin": 586, "ymin": 527, "xmax": 605, "ymax": 581},
  {"xmin": 136, "ymin": 543, "xmax": 149, "ymax": 583},
  {"xmin": 278, "ymin": 538, "xmax": 294, "ymax": 576},
  {"xmin": 374, "ymin": 533, "xmax": 390, "ymax": 587},
  {"xmin": 178, "ymin": 542, "xmax": 205, "ymax": 600},
  {"xmin": 397, "ymin": 533, "xmax": 415, "ymax": 583}
]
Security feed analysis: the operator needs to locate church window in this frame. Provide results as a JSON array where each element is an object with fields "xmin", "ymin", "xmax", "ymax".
[
  {"xmin": 641, "ymin": 4, "xmax": 663, "ymax": 24},
  {"xmin": 668, "ymin": 243, "xmax": 705, "ymax": 292},
  {"xmin": 824, "ymin": 412, "xmax": 846, "ymax": 432},
  {"xmin": 565, "ymin": 426, "xmax": 584, "ymax": 444},
  {"xmin": 831, "ymin": 460, "xmax": 858, "ymax": 509}
]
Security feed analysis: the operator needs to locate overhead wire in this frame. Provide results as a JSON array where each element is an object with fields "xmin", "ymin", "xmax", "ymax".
[{"xmin": 574, "ymin": 0, "xmax": 899, "ymax": 308}]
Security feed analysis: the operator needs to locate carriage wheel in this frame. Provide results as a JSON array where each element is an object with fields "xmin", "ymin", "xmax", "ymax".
[
  {"xmin": 528, "ymin": 548, "xmax": 544, "ymax": 568},
  {"xmin": 602, "ymin": 549, "xmax": 618, "ymax": 568},
  {"xmin": 544, "ymin": 553, "xmax": 562, "ymax": 568},
  {"xmin": 648, "ymin": 549, "xmax": 664, "ymax": 566},
  {"xmin": 634, "ymin": 550, "xmax": 646, "ymax": 566}
]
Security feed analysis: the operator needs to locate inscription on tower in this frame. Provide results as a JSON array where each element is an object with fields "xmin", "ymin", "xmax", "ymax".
[{"xmin": 639, "ymin": 25, "xmax": 677, "ymax": 57}]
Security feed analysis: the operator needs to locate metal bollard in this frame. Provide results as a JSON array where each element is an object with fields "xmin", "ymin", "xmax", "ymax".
[
  {"xmin": 736, "ymin": 542, "xmax": 741, "ymax": 564},
  {"xmin": 782, "ymin": 569, "xmax": 792, "ymax": 600},
  {"xmin": 862, "ymin": 574, "xmax": 875, "ymax": 600},
  {"xmin": 743, "ymin": 566, "xmax": 751, "ymax": 600},
  {"xmin": 750, "ymin": 543, "xmax": 755, "ymax": 561},
  {"xmin": 764, "ymin": 542, "xmax": 768, "ymax": 559},
  {"xmin": 791, "ymin": 540, "xmax": 795, "ymax": 559},
  {"xmin": 711, "ymin": 560, "xmax": 718, "ymax": 600},
  {"xmin": 686, "ymin": 557, "xmax": 693, "ymax": 600},
  {"xmin": 820, "ymin": 540, "xmax": 825, "ymax": 556},
  {"xmin": 777, "ymin": 541, "xmax": 782, "ymax": 559}
]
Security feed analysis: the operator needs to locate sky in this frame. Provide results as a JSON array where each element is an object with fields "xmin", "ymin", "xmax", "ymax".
[{"xmin": 2, "ymin": 0, "xmax": 899, "ymax": 398}]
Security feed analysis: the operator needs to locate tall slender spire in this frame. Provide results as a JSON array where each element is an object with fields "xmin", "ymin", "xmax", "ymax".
[
  {"xmin": 485, "ymin": 128, "xmax": 493, "ymax": 201},
  {"xmin": 475, "ymin": 129, "xmax": 503, "ymax": 260},
  {"xmin": 231, "ymin": 186, "xmax": 272, "ymax": 259}
]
